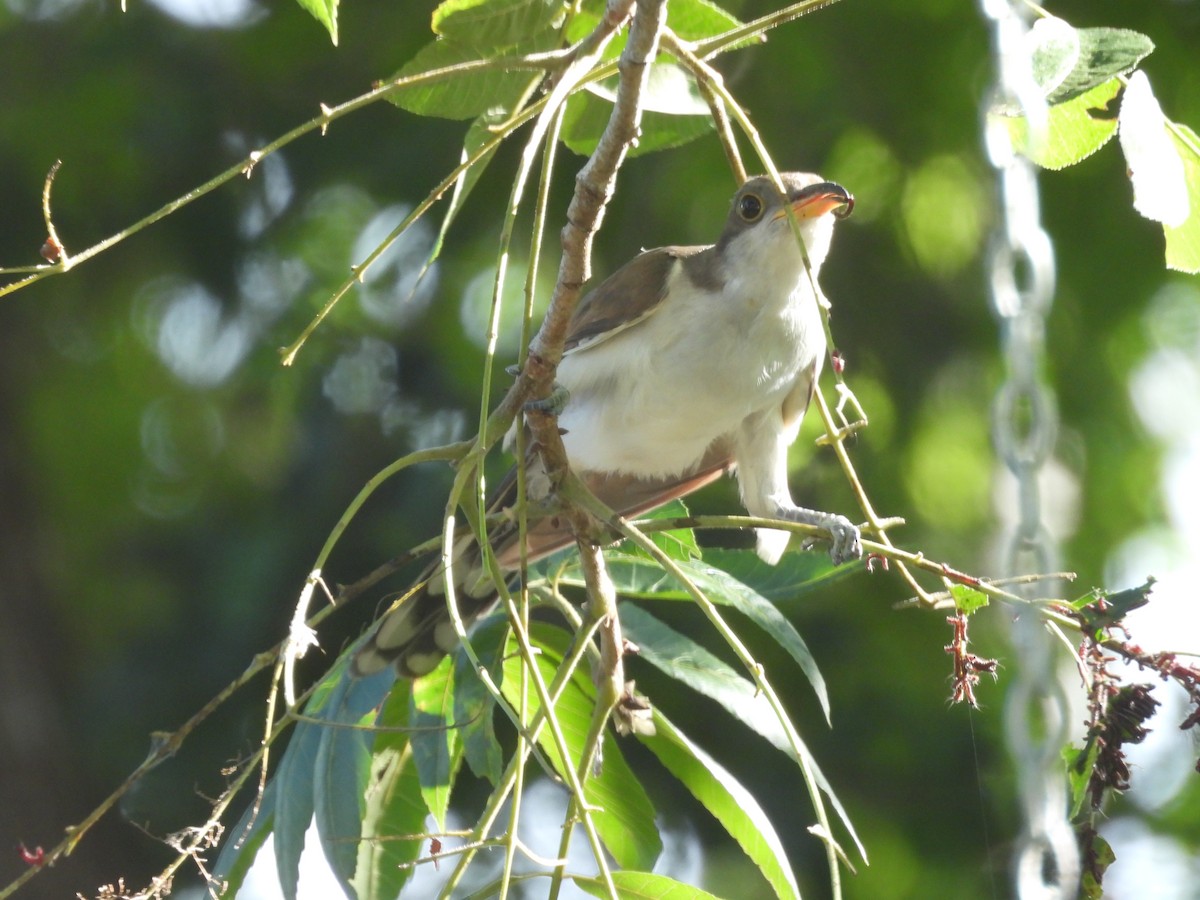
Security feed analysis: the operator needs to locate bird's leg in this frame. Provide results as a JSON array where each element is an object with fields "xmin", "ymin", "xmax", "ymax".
[{"xmin": 768, "ymin": 500, "xmax": 862, "ymax": 566}]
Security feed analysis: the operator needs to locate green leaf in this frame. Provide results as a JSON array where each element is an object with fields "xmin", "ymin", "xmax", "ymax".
[
  {"xmin": 639, "ymin": 712, "xmax": 801, "ymax": 900},
  {"xmin": 1022, "ymin": 19, "xmax": 1153, "ymax": 107},
  {"xmin": 628, "ymin": 498, "xmax": 701, "ymax": 562},
  {"xmin": 212, "ymin": 780, "xmax": 277, "ymax": 897},
  {"xmin": 1165, "ymin": 124, "xmax": 1200, "ymax": 273},
  {"xmin": 387, "ymin": 31, "xmax": 556, "ymax": 121},
  {"xmin": 353, "ymin": 680, "xmax": 428, "ymax": 900},
  {"xmin": 999, "ymin": 77, "xmax": 1121, "ymax": 170},
  {"xmin": 1063, "ymin": 741, "xmax": 1100, "ymax": 819},
  {"xmin": 502, "ymin": 622, "xmax": 662, "ymax": 871},
  {"xmin": 949, "ymin": 584, "xmax": 989, "ymax": 614},
  {"xmin": 583, "ymin": 553, "xmax": 831, "ymax": 722},
  {"xmin": 561, "ymin": 64, "xmax": 714, "ymax": 158},
  {"xmin": 313, "ymin": 666, "xmax": 398, "ymax": 894},
  {"xmin": 1080, "ymin": 832, "xmax": 1115, "ymax": 899},
  {"xmin": 621, "ymin": 603, "xmax": 789, "ymax": 745},
  {"xmin": 621, "ymin": 603, "xmax": 865, "ymax": 862},
  {"xmin": 702, "ymin": 547, "xmax": 851, "ymax": 600},
  {"xmin": 432, "ymin": 0, "xmax": 565, "ymax": 48},
  {"xmin": 454, "ymin": 613, "xmax": 508, "ymax": 784},
  {"xmin": 573, "ymin": 870, "xmax": 724, "ymax": 899},
  {"xmin": 293, "ymin": 0, "xmax": 338, "ymax": 45},
  {"xmin": 1120, "ymin": 71, "xmax": 1190, "ymax": 228},
  {"xmin": 410, "ymin": 656, "xmax": 462, "ymax": 831}
]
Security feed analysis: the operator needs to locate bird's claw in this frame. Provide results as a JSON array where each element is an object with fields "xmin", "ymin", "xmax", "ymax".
[
  {"xmin": 795, "ymin": 512, "xmax": 862, "ymax": 566},
  {"xmin": 525, "ymin": 383, "xmax": 570, "ymax": 417}
]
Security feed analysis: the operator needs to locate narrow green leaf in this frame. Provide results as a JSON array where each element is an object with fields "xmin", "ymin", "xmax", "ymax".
[
  {"xmin": 212, "ymin": 779, "xmax": 277, "ymax": 897},
  {"xmin": 999, "ymin": 77, "xmax": 1121, "ymax": 170},
  {"xmin": 454, "ymin": 613, "xmax": 508, "ymax": 784},
  {"xmin": 620, "ymin": 602, "xmax": 864, "ymax": 862},
  {"xmin": 573, "ymin": 870, "xmax": 724, "ymax": 899},
  {"xmin": 639, "ymin": 712, "xmax": 801, "ymax": 900},
  {"xmin": 410, "ymin": 656, "xmax": 462, "ymax": 831},
  {"xmin": 387, "ymin": 32, "xmax": 556, "ymax": 121},
  {"xmin": 353, "ymin": 680, "xmax": 428, "ymax": 900},
  {"xmin": 273, "ymin": 660, "xmax": 364, "ymax": 900},
  {"xmin": 1165, "ymin": 124, "xmax": 1200, "ymax": 273},
  {"xmin": 293, "ymin": 0, "xmax": 338, "ymax": 45},
  {"xmin": 949, "ymin": 584, "xmax": 989, "ymax": 614},
  {"xmin": 313, "ymin": 667, "xmax": 397, "ymax": 895},
  {"xmin": 502, "ymin": 622, "xmax": 662, "ymax": 871},
  {"xmin": 702, "ymin": 547, "xmax": 851, "ymax": 600},
  {"xmin": 620, "ymin": 603, "xmax": 790, "ymax": 744},
  {"xmin": 600, "ymin": 553, "xmax": 831, "ymax": 722},
  {"xmin": 432, "ymin": 0, "xmax": 565, "ymax": 48}
]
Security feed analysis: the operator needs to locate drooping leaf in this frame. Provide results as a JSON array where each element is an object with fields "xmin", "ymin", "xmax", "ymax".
[
  {"xmin": 569, "ymin": 552, "xmax": 831, "ymax": 722},
  {"xmin": 620, "ymin": 602, "xmax": 789, "ymax": 746},
  {"xmin": 1164, "ymin": 124, "xmax": 1200, "ymax": 273},
  {"xmin": 293, "ymin": 0, "xmax": 339, "ymax": 45},
  {"xmin": 998, "ymin": 77, "xmax": 1121, "ymax": 170},
  {"xmin": 212, "ymin": 779, "xmax": 278, "ymax": 898},
  {"xmin": 454, "ymin": 613, "xmax": 508, "ymax": 784},
  {"xmin": 432, "ymin": 0, "xmax": 565, "ymax": 49},
  {"xmin": 387, "ymin": 31, "xmax": 557, "ymax": 121},
  {"xmin": 639, "ymin": 711, "xmax": 801, "ymax": 900},
  {"xmin": 620, "ymin": 602, "xmax": 865, "ymax": 862},
  {"xmin": 1120, "ymin": 71, "xmax": 1190, "ymax": 227},
  {"xmin": 502, "ymin": 622, "xmax": 662, "ymax": 872},
  {"xmin": 410, "ymin": 656, "xmax": 462, "ymax": 831},
  {"xmin": 573, "ymin": 870, "xmax": 724, "ymax": 899},
  {"xmin": 313, "ymin": 666, "xmax": 398, "ymax": 896},
  {"xmin": 353, "ymin": 680, "xmax": 429, "ymax": 900}
]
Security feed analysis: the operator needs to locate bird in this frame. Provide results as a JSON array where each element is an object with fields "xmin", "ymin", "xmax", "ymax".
[{"xmin": 353, "ymin": 172, "xmax": 861, "ymax": 678}]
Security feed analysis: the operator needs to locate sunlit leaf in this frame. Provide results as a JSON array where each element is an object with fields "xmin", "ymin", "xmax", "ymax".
[
  {"xmin": 561, "ymin": 64, "xmax": 713, "ymax": 157},
  {"xmin": 353, "ymin": 680, "xmax": 427, "ymax": 900},
  {"xmin": 502, "ymin": 622, "xmax": 662, "ymax": 871},
  {"xmin": 999, "ymin": 77, "xmax": 1121, "ymax": 170},
  {"xmin": 950, "ymin": 584, "xmax": 989, "ymax": 614},
  {"xmin": 1120, "ymin": 71, "xmax": 1189, "ymax": 227},
  {"xmin": 410, "ymin": 656, "xmax": 461, "ymax": 830},
  {"xmin": 639, "ymin": 712, "xmax": 801, "ymax": 900},
  {"xmin": 573, "ymin": 870, "xmax": 724, "ymax": 899},
  {"xmin": 432, "ymin": 0, "xmax": 565, "ymax": 48},
  {"xmin": 1027, "ymin": 17, "xmax": 1079, "ymax": 100},
  {"xmin": 293, "ymin": 0, "xmax": 339, "ymax": 45},
  {"xmin": 627, "ymin": 498, "xmax": 701, "ymax": 562},
  {"xmin": 1164, "ymin": 124, "xmax": 1200, "ymax": 273}
]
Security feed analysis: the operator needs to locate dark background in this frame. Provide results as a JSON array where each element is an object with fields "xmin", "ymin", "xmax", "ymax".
[{"xmin": 2, "ymin": 0, "xmax": 1199, "ymax": 896}]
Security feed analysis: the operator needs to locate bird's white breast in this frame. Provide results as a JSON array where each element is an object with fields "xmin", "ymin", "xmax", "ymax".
[{"xmin": 556, "ymin": 227, "xmax": 827, "ymax": 479}]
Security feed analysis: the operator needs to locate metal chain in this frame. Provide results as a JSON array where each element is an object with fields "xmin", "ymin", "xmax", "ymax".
[{"xmin": 979, "ymin": 1, "xmax": 1080, "ymax": 897}]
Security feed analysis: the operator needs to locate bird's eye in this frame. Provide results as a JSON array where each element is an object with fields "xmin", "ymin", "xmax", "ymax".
[{"xmin": 737, "ymin": 193, "xmax": 764, "ymax": 222}]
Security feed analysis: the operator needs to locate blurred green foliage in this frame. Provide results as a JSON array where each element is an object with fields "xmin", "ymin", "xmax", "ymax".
[{"xmin": 2, "ymin": 0, "xmax": 1199, "ymax": 897}]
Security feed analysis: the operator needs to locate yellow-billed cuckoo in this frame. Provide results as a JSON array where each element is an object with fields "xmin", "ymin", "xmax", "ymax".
[{"xmin": 354, "ymin": 172, "xmax": 860, "ymax": 678}]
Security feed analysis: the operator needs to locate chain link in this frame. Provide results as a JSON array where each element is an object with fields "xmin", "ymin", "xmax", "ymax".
[{"xmin": 979, "ymin": 1, "xmax": 1080, "ymax": 896}]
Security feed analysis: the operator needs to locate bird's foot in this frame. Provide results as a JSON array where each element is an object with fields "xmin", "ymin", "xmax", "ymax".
[
  {"xmin": 786, "ymin": 508, "xmax": 863, "ymax": 566},
  {"xmin": 525, "ymin": 382, "xmax": 570, "ymax": 417}
]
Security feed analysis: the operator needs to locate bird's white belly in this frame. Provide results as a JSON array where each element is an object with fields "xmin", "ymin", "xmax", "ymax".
[{"xmin": 556, "ymin": 282, "xmax": 824, "ymax": 478}]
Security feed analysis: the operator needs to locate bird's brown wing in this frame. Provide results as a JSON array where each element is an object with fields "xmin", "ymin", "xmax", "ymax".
[{"xmin": 563, "ymin": 246, "xmax": 707, "ymax": 354}]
